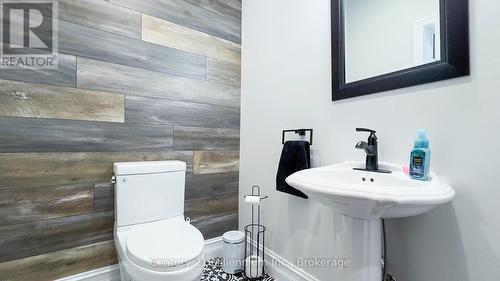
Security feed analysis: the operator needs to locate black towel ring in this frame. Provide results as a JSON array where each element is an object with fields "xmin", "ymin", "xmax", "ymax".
[{"xmin": 282, "ymin": 129, "xmax": 313, "ymax": 145}]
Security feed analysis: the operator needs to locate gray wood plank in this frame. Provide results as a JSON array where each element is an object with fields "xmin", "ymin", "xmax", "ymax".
[
  {"xmin": 185, "ymin": 192, "xmax": 238, "ymax": 221},
  {"xmin": 186, "ymin": 171, "xmax": 239, "ymax": 200},
  {"xmin": 111, "ymin": 0, "xmax": 241, "ymax": 43},
  {"xmin": 141, "ymin": 14, "xmax": 241, "ymax": 65},
  {"xmin": 94, "ymin": 182, "xmax": 114, "ymax": 212},
  {"xmin": 0, "ymin": 211, "xmax": 114, "ymax": 262},
  {"xmin": 57, "ymin": 20, "xmax": 205, "ymax": 78},
  {"xmin": 0, "ymin": 79, "xmax": 124, "ymax": 123},
  {"xmin": 206, "ymin": 58, "xmax": 241, "ymax": 86},
  {"xmin": 0, "ymin": 151, "xmax": 194, "ymax": 189},
  {"xmin": 126, "ymin": 95, "xmax": 240, "ymax": 129},
  {"xmin": 191, "ymin": 213, "xmax": 238, "ymax": 239},
  {"xmin": 94, "ymin": 182, "xmax": 113, "ymax": 200},
  {"xmin": 174, "ymin": 126, "xmax": 240, "ymax": 151},
  {"xmin": 142, "ymin": 14, "xmax": 207, "ymax": 57},
  {"xmin": 206, "ymin": 36, "xmax": 241, "ymax": 66},
  {"xmin": 183, "ymin": 0, "xmax": 241, "ymax": 20},
  {"xmin": 78, "ymin": 58, "xmax": 240, "ymax": 108},
  {"xmin": 94, "ymin": 197, "xmax": 114, "ymax": 212},
  {"xmin": 0, "ymin": 54, "xmax": 76, "ymax": 87},
  {"xmin": 0, "ymin": 117, "xmax": 173, "ymax": 152},
  {"xmin": 0, "ymin": 184, "xmax": 93, "ymax": 226},
  {"xmin": 0, "ymin": 240, "xmax": 116, "ymax": 281},
  {"xmin": 58, "ymin": 0, "xmax": 141, "ymax": 38},
  {"xmin": 194, "ymin": 151, "xmax": 240, "ymax": 174}
]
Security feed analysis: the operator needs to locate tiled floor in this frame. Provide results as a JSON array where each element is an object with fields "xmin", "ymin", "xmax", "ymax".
[{"xmin": 201, "ymin": 258, "xmax": 274, "ymax": 281}]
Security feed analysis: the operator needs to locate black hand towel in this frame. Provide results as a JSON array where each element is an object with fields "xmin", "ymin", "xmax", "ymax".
[{"xmin": 276, "ymin": 141, "xmax": 310, "ymax": 199}]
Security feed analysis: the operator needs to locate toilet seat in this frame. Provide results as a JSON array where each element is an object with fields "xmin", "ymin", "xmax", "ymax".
[{"xmin": 126, "ymin": 219, "xmax": 204, "ymax": 272}]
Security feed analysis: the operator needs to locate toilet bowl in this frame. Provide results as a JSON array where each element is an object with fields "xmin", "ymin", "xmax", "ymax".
[{"xmin": 113, "ymin": 161, "xmax": 205, "ymax": 281}]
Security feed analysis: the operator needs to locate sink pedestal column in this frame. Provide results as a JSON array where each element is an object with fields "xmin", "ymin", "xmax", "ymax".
[{"xmin": 336, "ymin": 215, "xmax": 382, "ymax": 281}]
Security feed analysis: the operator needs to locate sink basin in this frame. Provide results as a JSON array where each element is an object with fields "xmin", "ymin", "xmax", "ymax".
[{"xmin": 286, "ymin": 161, "xmax": 455, "ymax": 219}]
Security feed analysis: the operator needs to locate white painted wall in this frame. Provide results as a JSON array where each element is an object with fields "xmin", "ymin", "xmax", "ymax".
[
  {"xmin": 344, "ymin": 0, "xmax": 439, "ymax": 82},
  {"xmin": 240, "ymin": 0, "xmax": 500, "ymax": 281}
]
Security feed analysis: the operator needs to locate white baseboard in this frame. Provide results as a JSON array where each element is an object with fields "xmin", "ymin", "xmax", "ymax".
[
  {"xmin": 263, "ymin": 247, "xmax": 321, "ymax": 281},
  {"xmin": 55, "ymin": 265, "xmax": 121, "ymax": 281},
  {"xmin": 56, "ymin": 237, "xmax": 319, "ymax": 281}
]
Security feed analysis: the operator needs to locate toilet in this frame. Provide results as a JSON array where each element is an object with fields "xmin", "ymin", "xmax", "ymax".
[{"xmin": 113, "ymin": 161, "xmax": 205, "ymax": 281}]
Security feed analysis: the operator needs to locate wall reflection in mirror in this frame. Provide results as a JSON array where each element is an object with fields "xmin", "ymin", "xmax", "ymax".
[{"xmin": 344, "ymin": 0, "xmax": 441, "ymax": 83}]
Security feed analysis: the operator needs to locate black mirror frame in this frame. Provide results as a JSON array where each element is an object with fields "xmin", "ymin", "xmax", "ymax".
[{"xmin": 332, "ymin": 0, "xmax": 469, "ymax": 101}]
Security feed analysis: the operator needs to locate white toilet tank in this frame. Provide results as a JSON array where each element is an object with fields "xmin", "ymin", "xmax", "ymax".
[{"xmin": 113, "ymin": 161, "xmax": 187, "ymax": 227}]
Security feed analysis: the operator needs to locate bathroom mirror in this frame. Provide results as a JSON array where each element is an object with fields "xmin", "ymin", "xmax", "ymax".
[{"xmin": 332, "ymin": 0, "xmax": 469, "ymax": 101}]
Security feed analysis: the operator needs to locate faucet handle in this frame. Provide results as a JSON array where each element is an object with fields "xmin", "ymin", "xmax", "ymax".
[
  {"xmin": 356, "ymin": 128, "xmax": 377, "ymax": 145},
  {"xmin": 356, "ymin": 128, "xmax": 376, "ymax": 133}
]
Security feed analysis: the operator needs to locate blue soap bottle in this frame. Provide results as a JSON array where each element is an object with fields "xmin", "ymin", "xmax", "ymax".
[{"xmin": 409, "ymin": 130, "xmax": 431, "ymax": 181}]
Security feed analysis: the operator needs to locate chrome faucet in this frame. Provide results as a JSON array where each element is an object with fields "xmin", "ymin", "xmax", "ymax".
[{"xmin": 355, "ymin": 128, "xmax": 391, "ymax": 173}]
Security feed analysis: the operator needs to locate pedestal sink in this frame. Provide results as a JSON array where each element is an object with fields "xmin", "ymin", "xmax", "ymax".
[{"xmin": 286, "ymin": 161, "xmax": 455, "ymax": 281}]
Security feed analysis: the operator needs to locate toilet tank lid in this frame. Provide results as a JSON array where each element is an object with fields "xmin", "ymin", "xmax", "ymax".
[{"xmin": 113, "ymin": 161, "xmax": 186, "ymax": 175}]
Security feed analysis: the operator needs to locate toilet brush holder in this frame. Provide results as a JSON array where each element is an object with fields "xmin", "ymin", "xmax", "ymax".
[{"xmin": 244, "ymin": 185, "xmax": 267, "ymax": 280}]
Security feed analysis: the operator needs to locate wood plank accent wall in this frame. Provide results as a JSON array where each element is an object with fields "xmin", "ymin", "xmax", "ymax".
[{"xmin": 0, "ymin": 0, "xmax": 241, "ymax": 279}]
